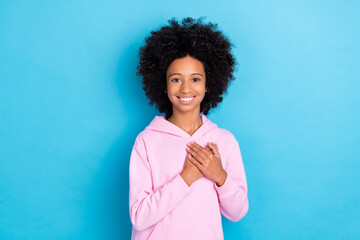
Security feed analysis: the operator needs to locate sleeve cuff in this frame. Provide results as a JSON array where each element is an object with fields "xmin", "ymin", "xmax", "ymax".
[
  {"xmin": 214, "ymin": 174, "xmax": 237, "ymax": 196},
  {"xmin": 169, "ymin": 174, "xmax": 192, "ymax": 201}
]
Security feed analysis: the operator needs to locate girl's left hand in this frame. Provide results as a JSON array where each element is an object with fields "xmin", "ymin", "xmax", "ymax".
[{"xmin": 186, "ymin": 141, "xmax": 227, "ymax": 187}]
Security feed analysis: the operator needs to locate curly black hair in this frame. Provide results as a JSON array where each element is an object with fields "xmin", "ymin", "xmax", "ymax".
[{"xmin": 136, "ymin": 17, "xmax": 237, "ymax": 119}]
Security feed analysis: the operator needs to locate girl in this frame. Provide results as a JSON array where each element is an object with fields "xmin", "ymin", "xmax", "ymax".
[{"xmin": 129, "ymin": 17, "xmax": 249, "ymax": 240}]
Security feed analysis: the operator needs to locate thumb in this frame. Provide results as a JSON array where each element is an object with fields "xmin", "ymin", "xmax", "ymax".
[{"xmin": 208, "ymin": 142, "xmax": 220, "ymax": 158}]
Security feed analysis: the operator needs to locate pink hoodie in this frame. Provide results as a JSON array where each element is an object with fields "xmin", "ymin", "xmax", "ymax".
[{"xmin": 129, "ymin": 114, "xmax": 249, "ymax": 240}]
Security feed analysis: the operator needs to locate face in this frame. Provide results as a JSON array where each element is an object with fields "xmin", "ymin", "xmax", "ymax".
[{"xmin": 165, "ymin": 54, "xmax": 207, "ymax": 116}]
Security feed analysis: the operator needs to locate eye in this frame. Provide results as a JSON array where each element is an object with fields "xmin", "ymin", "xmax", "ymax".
[
  {"xmin": 192, "ymin": 78, "xmax": 201, "ymax": 82},
  {"xmin": 171, "ymin": 78, "xmax": 181, "ymax": 82}
]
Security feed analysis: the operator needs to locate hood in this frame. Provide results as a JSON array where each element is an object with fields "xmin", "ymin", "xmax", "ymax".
[{"xmin": 145, "ymin": 114, "xmax": 218, "ymax": 139}]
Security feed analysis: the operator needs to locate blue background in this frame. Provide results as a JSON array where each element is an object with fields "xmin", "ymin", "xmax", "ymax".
[{"xmin": 1, "ymin": 0, "xmax": 359, "ymax": 239}]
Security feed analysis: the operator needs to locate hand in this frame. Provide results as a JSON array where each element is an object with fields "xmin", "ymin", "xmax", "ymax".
[
  {"xmin": 180, "ymin": 152, "xmax": 204, "ymax": 186},
  {"xmin": 186, "ymin": 141, "xmax": 227, "ymax": 187}
]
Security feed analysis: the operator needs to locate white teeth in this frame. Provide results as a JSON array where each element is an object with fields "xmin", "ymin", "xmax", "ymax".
[{"xmin": 180, "ymin": 97, "xmax": 194, "ymax": 101}]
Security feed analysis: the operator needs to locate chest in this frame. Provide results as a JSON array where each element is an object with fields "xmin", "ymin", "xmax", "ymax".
[{"xmin": 146, "ymin": 137, "xmax": 212, "ymax": 190}]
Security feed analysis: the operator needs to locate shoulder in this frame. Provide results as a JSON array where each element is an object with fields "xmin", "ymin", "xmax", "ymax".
[
  {"xmin": 212, "ymin": 125, "xmax": 238, "ymax": 144},
  {"xmin": 136, "ymin": 128, "xmax": 158, "ymax": 140},
  {"xmin": 131, "ymin": 128, "xmax": 159, "ymax": 148},
  {"xmin": 131, "ymin": 115, "xmax": 161, "ymax": 143}
]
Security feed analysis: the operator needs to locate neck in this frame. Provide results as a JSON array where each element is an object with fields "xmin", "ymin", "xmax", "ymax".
[{"xmin": 167, "ymin": 109, "xmax": 203, "ymax": 136}]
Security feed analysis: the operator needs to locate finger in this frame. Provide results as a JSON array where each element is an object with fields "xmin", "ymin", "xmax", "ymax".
[
  {"xmin": 208, "ymin": 142, "xmax": 218, "ymax": 151},
  {"xmin": 187, "ymin": 153, "xmax": 204, "ymax": 171},
  {"xmin": 208, "ymin": 142, "xmax": 221, "ymax": 158},
  {"xmin": 187, "ymin": 142, "xmax": 209, "ymax": 160},
  {"xmin": 188, "ymin": 143, "xmax": 209, "ymax": 161},
  {"xmin": 186, "ymin": 146, "xmax": 205, "ymax": 165},
  {"xmin": 188, "ymin": 142, "xmax": 213, "ymax": 160}
]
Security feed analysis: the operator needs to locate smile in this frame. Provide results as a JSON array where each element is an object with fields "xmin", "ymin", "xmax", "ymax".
[{"xmin": 177, "ymin": 96, "xmax": 195, "ymax": 104}]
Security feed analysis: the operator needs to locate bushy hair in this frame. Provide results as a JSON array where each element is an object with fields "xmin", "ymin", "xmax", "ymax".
[{"xmin": 136, "ymin": 17, "xmax": 237, "ymax": 119}]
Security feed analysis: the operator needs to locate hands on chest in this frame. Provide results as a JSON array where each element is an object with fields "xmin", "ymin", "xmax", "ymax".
[{"xmin": 180, "ymin": 141, "xmax": 227, "ymax": 187}]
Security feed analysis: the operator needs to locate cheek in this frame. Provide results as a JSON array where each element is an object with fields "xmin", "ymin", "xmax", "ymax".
[
  {"xmin": 167, "ymin": 84, "xmax": 178, "ymax": 95},
  {"xmin": 196, "ymin": 85, "xmax": 207, "ymax": 94},
  {"xmin": 166, "ymin": 86, "xmax": 178, "ymax": 100}
]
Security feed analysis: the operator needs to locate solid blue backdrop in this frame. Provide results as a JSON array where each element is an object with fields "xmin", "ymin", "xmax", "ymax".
[{"xmin": 1, "ymin": 0, "xmax": 359, "ymax": 239}]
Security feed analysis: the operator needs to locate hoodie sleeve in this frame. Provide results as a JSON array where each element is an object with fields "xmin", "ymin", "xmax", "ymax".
[
  {"xmin": 129, "ymin": 134, "xmax": 192, "ymax": 231},
  {"xmin": 214, "ymin": 135, "xmax": 249, "ymax": 222}
]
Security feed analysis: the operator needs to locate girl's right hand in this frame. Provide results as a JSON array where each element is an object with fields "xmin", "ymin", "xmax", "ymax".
[{"xmin": 180, "ymin": 152, "xmax": 204, "ymax": 186}]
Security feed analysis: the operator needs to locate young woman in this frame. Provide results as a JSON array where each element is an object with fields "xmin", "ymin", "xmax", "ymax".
[{"xmin": 129, "ymin": 17, "xmax": 249, "ymax": 240}]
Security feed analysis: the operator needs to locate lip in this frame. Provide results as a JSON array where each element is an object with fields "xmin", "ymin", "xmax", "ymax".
[{"xmin": 177, "ymin": 96, "xmax": 195, "ymax": 104}]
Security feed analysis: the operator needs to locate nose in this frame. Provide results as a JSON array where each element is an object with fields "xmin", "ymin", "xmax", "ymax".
[{"xmin": 180, "ymin": 79, "xmax": 192, "ymax": 93}]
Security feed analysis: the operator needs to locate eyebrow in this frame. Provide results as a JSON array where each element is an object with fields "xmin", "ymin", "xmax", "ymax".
[{"xmin": 168, "ymin": 73, "xmax": 204, "ymax": 78}]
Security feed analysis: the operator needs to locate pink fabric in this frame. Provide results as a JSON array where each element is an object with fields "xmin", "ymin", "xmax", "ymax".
[{"xmin": 129, "ymin": 114, "xmax": 249, "ymax": 240}]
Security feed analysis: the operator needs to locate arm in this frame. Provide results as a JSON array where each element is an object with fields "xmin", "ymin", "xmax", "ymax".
[
  {"xmin": 214, "ymin": 137, "xmax": 249, "ymax": 222},
  {"xmin": 185, "ymin": 138, "xmax": 249, "ymax": 222},
  {"xmin": 129, "ymin": 135, "xmax": 192, "ymax": 231}
]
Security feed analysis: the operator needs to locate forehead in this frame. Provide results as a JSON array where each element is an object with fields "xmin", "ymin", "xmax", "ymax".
[{"xmin": 166, "ymin": 55, "xmax": 205, "ymax": 76}]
